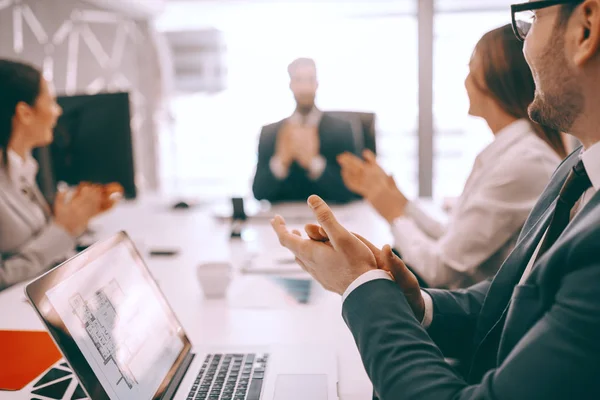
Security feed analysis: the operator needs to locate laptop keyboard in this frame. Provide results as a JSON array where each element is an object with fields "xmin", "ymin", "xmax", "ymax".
[{"xmin": 187, "ymin": 353, "xmax": 269, "ymax": 400}]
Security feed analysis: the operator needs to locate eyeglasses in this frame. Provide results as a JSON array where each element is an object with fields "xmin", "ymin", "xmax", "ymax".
[{"xmin": 511, "ymin": 0, "xmax": 581, "ymax": 41}]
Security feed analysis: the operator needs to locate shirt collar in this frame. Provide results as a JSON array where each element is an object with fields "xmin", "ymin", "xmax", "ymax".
[
  {"xmin": 8, "ymin": 149, "xmax": 39, "ymax": 185},
  {"xmin": 289, "ymin": 107, "xmax": 322, "ymax": 127},
  {"xmin": 580, "ymin": 141, "xmax": 600, "ymax": 192},
  {"xmin": 477, "ymin": 119, "xmax": 533, "ymax": 166}
]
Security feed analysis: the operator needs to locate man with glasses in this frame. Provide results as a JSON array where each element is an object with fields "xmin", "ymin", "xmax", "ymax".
[{"xmin": 271, "ymin": 1, "xmax": 600, "ymax": 398}]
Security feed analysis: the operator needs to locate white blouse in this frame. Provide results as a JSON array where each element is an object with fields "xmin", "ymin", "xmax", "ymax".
[{"xmin": 392, "ymin": 119, "xmax": 561, "ymax": 289}]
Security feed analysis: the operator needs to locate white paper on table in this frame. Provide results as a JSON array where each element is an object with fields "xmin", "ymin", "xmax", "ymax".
[{"xmin": 239, "ymin": 246, "xmax": 306, "ymax": 275}]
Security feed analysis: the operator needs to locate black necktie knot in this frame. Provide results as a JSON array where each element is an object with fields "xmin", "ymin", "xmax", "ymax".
[
  {"xmin": 558, "ymin": 160, "xmax": 592, "ymax": 207},
  {"xmin": 536, "ymin": 159, "xmax": 592, "ymax": 263}
]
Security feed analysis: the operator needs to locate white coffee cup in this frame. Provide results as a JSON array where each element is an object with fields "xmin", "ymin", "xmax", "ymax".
[{"xmin": 197, "ymin": 262, "xmax": 232, "ymax": 299}]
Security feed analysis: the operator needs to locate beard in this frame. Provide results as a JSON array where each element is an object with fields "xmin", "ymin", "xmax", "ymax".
[
  {"xmin": 529, "ymin": 89, "xmax": 583, "ymax": 132},
  {"xmin": 296, "ymin": 103, "xmax": 315, "ymax": 116},
  {"xmin": 294, "ymin": 94, "xmax": 316, "ymax": 115},
  {"xmin": 528, "ymin": 26, "xmax": 584, "ymax": 133}
]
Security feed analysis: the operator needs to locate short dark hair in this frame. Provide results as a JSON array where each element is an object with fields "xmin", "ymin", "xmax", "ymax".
[
  {"xmin": 287, "ymin": 57, "xmax": 316, "ymax": 77},
  {"xmin": 0, "ymin": 59, "xmax": 42, "ymax": 168}
]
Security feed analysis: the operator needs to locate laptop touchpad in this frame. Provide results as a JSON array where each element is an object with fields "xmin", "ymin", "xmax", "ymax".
[{"xmin": 273, "ymin": 374, "xmax": 328, "ymax": 400}]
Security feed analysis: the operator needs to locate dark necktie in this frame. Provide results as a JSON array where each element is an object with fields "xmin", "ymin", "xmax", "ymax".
[{"xmin": 535, "ymin": 159, "xmax": 592, "ymax": 262}]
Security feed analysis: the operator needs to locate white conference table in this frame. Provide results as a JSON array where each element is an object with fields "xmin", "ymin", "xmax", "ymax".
[{"xmin": 0, "ymin": 195, "xmax": 431, "ymax": 400}]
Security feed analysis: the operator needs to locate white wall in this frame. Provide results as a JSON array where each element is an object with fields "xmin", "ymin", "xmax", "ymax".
[
  {"xmin": 85, "ymin": 0, "xmax": 166, "ymax": 19},
  {"xmin": 0, "ymin": 0, "xmax": 165, "ymax": 191},
  {"xmin": 156, "ymin": 0, "xmax": 415, "ymax": 31}
]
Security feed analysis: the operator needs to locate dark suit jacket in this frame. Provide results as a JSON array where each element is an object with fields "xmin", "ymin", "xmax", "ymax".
[
  {"xmin": 252, "ymin": 113, "xmax": 361, "ymax": 204},
  {"xmin": 343, "ymin": 148, "xmax": 600, "ymax": 399}
]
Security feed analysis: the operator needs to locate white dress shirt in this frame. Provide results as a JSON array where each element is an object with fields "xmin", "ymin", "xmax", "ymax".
[
  {"xmin": 270, "ymin": 107, "xmax": 327, "ymax": 180},
  {"xmin": 392, "ymin": 119, "xmax": 560, "ymax": 289}
]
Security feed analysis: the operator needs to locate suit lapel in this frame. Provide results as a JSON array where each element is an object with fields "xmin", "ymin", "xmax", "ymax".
[
  {"xmin": 30, "ymin": 182, "xmax": 52, "ymax": 220},
  {"xmin": 493, "ymin": 186, "xmax": 600, "ymax": 368},
  {"xmin": 473, "ymin": 150, "xmax": 581, "ymax": 345},
  {"xmin": 317, "ymin": 114, "xmax": 329, "ymax": 149},
  {"xmin": 0, "ymin": 169, "xmax": 47, "ymax": 230},
  {"xmin": 533, "ymin": 188, "xmax": 600, "ymax": 271},
  {"xmin": 560, "ymin": 189, "xmax": 600, "ymax": 238},
  {"xmin": 473, "ymin": 199, "xmax": 556, "ymax": 344}
]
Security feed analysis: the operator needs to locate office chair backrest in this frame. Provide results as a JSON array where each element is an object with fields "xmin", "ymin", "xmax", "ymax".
[{"xmin": 325, "ymin": 111, "xmax": 377, "ymax": 154}]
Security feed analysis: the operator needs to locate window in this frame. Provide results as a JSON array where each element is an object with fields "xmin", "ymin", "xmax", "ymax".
[
  {"xmin": 433, "ymin": 6, "xmax": 514, "ymax": 199},
  {"xmin": 157, "ymin": 5, "xmax": 418, "ymax": 199},
  {"xmin": 157, "ymin": 1, "xmax": 520, "ymax": 201}
]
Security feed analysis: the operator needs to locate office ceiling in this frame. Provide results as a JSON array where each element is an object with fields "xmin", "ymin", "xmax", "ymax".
[
  {"xmin": 162, "ymin": 0, "xmax": 516, "ymax": 15},
  {"xmin": 437, "ymin": 0, "xmax": 514, "ymax": 12},
  {"xmin": 157, "ymin": 0, "xmax": 516, "ymax": 32},
  {"xmin": 165, "ymin": 0, "xmax": 515, "ymax": 9},
  {"xmin": 84, "ymin": 0, "xmax": 166, "ymax": 17}
]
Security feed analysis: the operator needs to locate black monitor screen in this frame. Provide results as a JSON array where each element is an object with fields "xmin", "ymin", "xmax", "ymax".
[{"xmin": 35, "ymin": 92, "xmax": 137, "ymax": 201}]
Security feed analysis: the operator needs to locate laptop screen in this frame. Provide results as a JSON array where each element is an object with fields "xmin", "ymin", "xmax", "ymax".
[{"xmin": 26, "ymin": 232, "xmax": 192, "ymax": 400}]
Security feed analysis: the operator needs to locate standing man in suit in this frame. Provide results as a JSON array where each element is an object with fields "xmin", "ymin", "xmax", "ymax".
[
  {"xmin": 272, "ymin": 1, "xmax": 600, "ymax": 398},
  {"xmin": 252, "ymin": 58, "xmax": 361, "ymax": 204}
]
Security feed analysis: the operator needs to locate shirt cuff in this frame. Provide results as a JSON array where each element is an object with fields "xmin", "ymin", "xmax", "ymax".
[
  {"xmin": 404, "ymin": 201, "xmax": 418, "ymax": 219},
  {"xmin": 307, "ymin": 155, "xmax": 327, "ymax": 180},
  {"xmin": 342, "ymin": 270, "xmax": 433, "ymax": 327},
  {"xmin": 342, "ymin": 269, "xmax": 393, "ymax": 303},
  {"xmin": 421, "ymin": 290, "xmax": 434, "ymax": 328},
  {"xmin": 391, "ymin": 216, "xmax": 414, "ymax": 252},
  {"xmin": 269, "ymin": 156, "xmax": 290, "ymax": 180}
]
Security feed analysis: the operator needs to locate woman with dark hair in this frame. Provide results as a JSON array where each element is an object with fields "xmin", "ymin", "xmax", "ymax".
[
  {"xmin": 338, "ymin": 24, "xmax": 565, "ymax": 289},
  {"xmin": 0, "ymin": 59, "xmax": 119, "ymax": 291}
]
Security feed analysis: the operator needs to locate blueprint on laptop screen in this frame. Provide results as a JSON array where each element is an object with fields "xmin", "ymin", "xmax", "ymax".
[{"xmin": 46, "ymin": 242, "xmax": 184, "ymax": 400}]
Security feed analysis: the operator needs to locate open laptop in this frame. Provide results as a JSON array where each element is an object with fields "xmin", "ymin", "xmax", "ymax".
[{"xmin": 25, "ymin": 232, "xmax": 338, "ymax": 400}]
